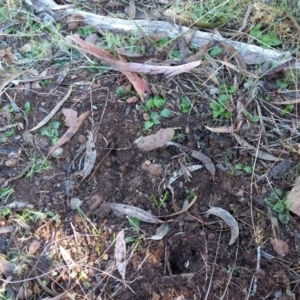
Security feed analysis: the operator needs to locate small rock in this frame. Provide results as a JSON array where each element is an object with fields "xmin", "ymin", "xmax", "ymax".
[
  {"xmin": 5, "ymin": 159, "xmax": 17, "ymax": 168},
  {"xmin": 51, "ymin": 147, "xmax": 63, "ymax": 158},
  {"xmin": 141, "ymin": 160, "xmax": 163, "ymax": 177},
  {"xmin": 143, "ymin": 113, "xmax": 150, "ymax": 121},
  {"xmin": 126, "ymin": 96, "xmax": 139, "ymax": 103},
  {"xmin": 19, "ymin": 43, "xmax": 32, "ymax": 53},
  {"xmin": 78, "ymin": 134, "xmax": 86, "ymax": 144},
  {"xmin": 70, "ymin": 197, "xmax": 83, "ymax": 210},
  {"xmin": 271, "ymin": 238, "xmax": 289, "ymax": 257},
  {"xmin": 28, "ymin": 239, "xmax": 41, "ymax": 255}
]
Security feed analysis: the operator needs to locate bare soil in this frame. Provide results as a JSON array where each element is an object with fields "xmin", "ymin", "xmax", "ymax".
[{"xmin": 0, "ymin": 1, "xmax": 300, "ymax": 300}]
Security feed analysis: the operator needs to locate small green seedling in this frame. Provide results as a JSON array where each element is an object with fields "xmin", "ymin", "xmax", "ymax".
[
  {"xmin": 40, "ymin": 79, "xmax": 52, "ymax": 87},
  {"xmin": 276, "ymin": 79, "xmax": 289, "ymax": 89},
  {"xmin": 77, "ymin": 27, "xmax": 97, "ymax": 37},
  {"xmin": 264, "ymin": 188, "xmax": 290, "ymax": 224},
  {"xmin": 0, "ymin": 207, "xmax": 11, "ymax": 218},
  {"xmin": 128, "ymin": 216, "xmax": 140, "ymax": 234},
  {"xmin": 210, "ymin": 46, "xmax": 223, "ymax": 58},
  {"xmin": 250, "ymin": 23, "xmax": 281, "ymax": 48},
  {"xmin": 151, "ymin": 191, "xmax": 169, "ymax": 209},
  {"xmin": 280, "ymin": 104, "xmax": 294, "ymax": 116},
  {"xmin": 144, "ymin": 95, "xmax": 172, "ymax": 130},
  {"xmin": 116, "ymin": 86, "xmax": 125, "ymax": 97},
  {"xmin": 40, "ymin": 121, "xmax": 60, "ymax": 145},
  {"xmin": 0, "ymin": 188, "xmax": 14, "ymax": 203},
  {"xmin": 180, "ymin": 96, "xmax": 191, "ymax": 114},
  {"xmin": 145, "ymin": 95, "xmax": 166, "ymax": 111},
  {"xmin": 26, "ymin": 157, "xmax": 52, "ymax": 178},
  {"xmin": 210, "ymin": 84, "xmax": 236, "ymax": 119},
  {"xmin": 24, "ymin": 102, "xmax": 31, "ymax": 114},
  {"xmin": 234, "ymin": 163, "xmax": 253, "ymax": 174}
]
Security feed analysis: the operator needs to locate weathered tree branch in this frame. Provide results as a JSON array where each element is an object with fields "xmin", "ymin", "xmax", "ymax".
[{"xmin": 67, "ymin": 9, "xmax": 299, "ymax": 70}]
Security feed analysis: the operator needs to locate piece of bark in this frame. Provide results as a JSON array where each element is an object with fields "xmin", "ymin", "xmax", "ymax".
[{"xmin": 67, "ymin": 9, "xmax": 298, "ymax": 68}]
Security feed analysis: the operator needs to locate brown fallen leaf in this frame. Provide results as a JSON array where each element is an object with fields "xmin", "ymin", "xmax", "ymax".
[
  {"xmin": 134, "ymin": 128, "xmax": 175, "ymax": 152},
  {"xmin": 117, "ymin": 53, "xmax": 151, "ymax": 101},
  {"xmin": 68, "ymin": 35, "xmax": 201, "ymax": 78},
  {"xmin": 48, "ymin": 108, "xmax": 91, "ymax": 156},
  {"xmin": 115, "ymin": 230, "xmax": 127, "ymax": 280},
  {"xmin": 166, "ymin": 141, "xmax": 215, "ymax": 177},
  {"xmin": 286, "ymin": 175, "xmax": 300, "ymax": 217},
  {"xmin": 233, "ymin": 133, "xmax": 282, "ymax": 161},
  {"xmin": 270, "ymin": 238, "xmax": 289, "ymax": 257}
]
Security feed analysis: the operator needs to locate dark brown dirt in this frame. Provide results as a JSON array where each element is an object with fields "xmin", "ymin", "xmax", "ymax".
[{"xmin": 1, "ymin": 1, "xmax": 300, "ymax": 300}]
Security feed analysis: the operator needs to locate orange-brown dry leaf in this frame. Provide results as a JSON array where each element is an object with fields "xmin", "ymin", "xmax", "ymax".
[
  {"xmin": 48, "ymin": 108, "xmax": 91, "ymax": 156},
  {"xmin": 117, "ymin": 53, "xmax": 151, "ymax": 101}
]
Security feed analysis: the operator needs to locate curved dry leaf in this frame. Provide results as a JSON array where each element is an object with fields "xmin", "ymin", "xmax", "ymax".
[
  {"xmin": 287, "ymin": 175, "xmax": 300, "ymax": 217},
  {"xmin": 159, "ymin": 196, "xmax": 197, "ymax": 218},
  {"xmin": 206, "ymin": 207, "xmax": 239, "ymax": 245},
  {"xmin": 115, "ymin": 230, "xmax": 127, "ymax": 280},
  {"xmin": 48, "ymin": 109, "xmax": 91, "ymax": 156},
  {"xmin": 59, "ymin": 245, "xmax": 76, "ymax": 269},
  {"xmin": 147, "ymin": 223, "xmax": 170, "ymax": 240},
  {"xmin": 191, "ymin": 150, "xmax": 215, "ymax": 177},
  {"xmin": 233, "ymin": 133, "xmax": 282, "ymax": 161},
  {"xmin": 110, "ymin": 203, "xmax": 163, "ymax": 224},
  {"xmin": 205, "ymin": 125, "xmax": 237, "ymax": 133},
  {"xmin": 68, "ymin": 35, "xmax": 201, "ymax": 78},
  {"xmin": 30, "ymin": 86, "xmax": 72, "ymax": 132},
  {"xmin": 81, "ymin": 131, "xmax": 96, "ymax": 179}
]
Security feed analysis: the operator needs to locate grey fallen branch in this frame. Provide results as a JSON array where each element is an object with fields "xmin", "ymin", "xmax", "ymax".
[{"xmin": 67, "ymin": 9, "xmax": 299, "ymax": 69}]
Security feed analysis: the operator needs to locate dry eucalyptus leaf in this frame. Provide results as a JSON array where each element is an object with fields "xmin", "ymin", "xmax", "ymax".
[
  {"xmin": 30, "ymin": 86, "xmax": 72, "ymax": 132},
  {"xmin": 134, "ymin": 128, "xmax": 175, "ymax": 151},
  {"xmin": 0, "ymin": 259, "xmax": 16, "ymax": 277},
  {"xmin": 206, "ymin": 207, "xmax": 239, "ymax": 245},
  {"xmin": 233, "ymin": 133, "xmax": 282, "ymax": 161},
  {"xmin": 286, "ymin": 175, "xmax": 300, "ymax": 217},
  {"xmin": 48, "ymin": 108, "xmax": 91, "ymax": 156},
  {"xmin": 110, "ymin": 203, "xmax": 163, "ymax": 224},
  {"xmin": 115, "ymin": 230, "xmax": 127, "ymax": 280},
  {"xmin": 59, "ymin": 245, "xmax": 76, "ymax": 269},
  {"xmin": 81, "ymin": 131, "xmax": 96, "ymax": 179},
  {"xmin": 147, "ymin": 223, "xmax": 170, "ymax": 240}
]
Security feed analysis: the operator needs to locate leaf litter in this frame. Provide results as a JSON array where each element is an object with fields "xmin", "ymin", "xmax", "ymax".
[{"xmin": 1, "ymin": 1, "xmax": 300, "ymax": 299}]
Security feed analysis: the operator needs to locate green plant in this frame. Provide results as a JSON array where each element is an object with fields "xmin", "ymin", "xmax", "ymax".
[
  {"xmin": 210, "ymin": 84, "xmax": 236, "ymax": 119},
  {"xmin": 40, "ymin": 121, "xmax": 60, "ymax": 145},
  {"xmin": 264, "ymin": 188, "xmax": 290, "ymax": 224},
  {"xmin": 276, "ymin": 79, "xmax": 289, "ymax": 89},
  {"xmin": 250, "ymin": 23, "xmax": 281, "ymax": 48},
  {"xmin": 26, "ymin": 157, "xmax": 52, "ymax": 178},
  {"xmin": 0, "ymin": 207, "xmax": 11, "ymax": 218},
  {"xmin": 23, "ymin": 102, "xmax": 31, "ymax": 114},
  {"xmin": 210, "ymin": 46, "xmax": 223, "ymax": 58},
  {"xmin": 151, "ymin": 191, "xmax": 169, "ymax": 209},
  {"xmin": 234, "ymin": 163, "xmax": 252, "ymax": 174},
  {"xmin": 0, "ymin": 188, "xmax": 14, "ymax": 203},
  {"xmin": 40, "ymin": 79, "xmax": 52, "ymax": 87},
  {"xmin": 180, "ymin": 96, "xmax": 191, "ymax": 113},
  {"xmin": 280, "ymin": 104, "xmax": 294, "ymax": 116},
  {"xmin": 143, "ymin": 95, "xmax": 172, "ymax": 130},
  {"xmin": 76, "ymin": 27, "xmax": 97, "ymax": 37}
]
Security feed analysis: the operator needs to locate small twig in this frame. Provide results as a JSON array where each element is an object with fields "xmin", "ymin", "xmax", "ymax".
[
  {"xmin": 204, "ymin": 223, "xmax": 222, "ymax": 300},
  {"xmin": 238, "ymin": 4, "xmax": 253, "ymax": 32}
]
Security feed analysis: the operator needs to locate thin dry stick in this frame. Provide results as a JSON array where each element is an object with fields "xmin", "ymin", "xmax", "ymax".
[
  {"xmin": 245, "ymin": 130, "xmax": 263, "ymax": 300},
  {"xmin": 204, "ymin": 224, "xmax": 222, "ymax": 300},
  {"xmin": 238, "ymin": 4, "xmax": 253, "ymax": 32},
  {"xmin": 221, "ymin": 243, "xmax": 239, "ymax": 299}
]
